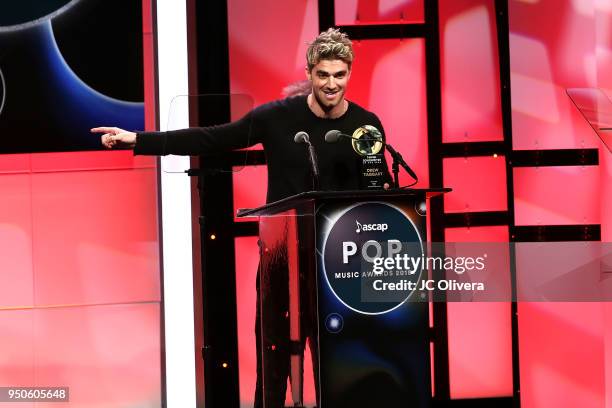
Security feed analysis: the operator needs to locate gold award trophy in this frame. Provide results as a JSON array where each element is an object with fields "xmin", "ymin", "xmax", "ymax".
[{"xmin": 352, "ymin": 125, "xmax": 386, "ymax": 189}]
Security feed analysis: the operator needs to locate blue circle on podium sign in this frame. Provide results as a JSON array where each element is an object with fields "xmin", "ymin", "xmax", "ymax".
[
  {"xmin": 321, "ymin": 202, "xmax": 423, "ymax": 315},
  {"xmin": 325, "ymin": 313, "xmax": 344, "ymax": 333}
]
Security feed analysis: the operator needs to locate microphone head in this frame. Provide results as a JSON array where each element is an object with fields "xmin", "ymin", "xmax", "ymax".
[
  {"xmin": 324, "ymin": 129, "xmax": 342, "ymax": 143},
  {"xmin": 294, "ymin": 131, "xmax": 309, "ymax": 144}
]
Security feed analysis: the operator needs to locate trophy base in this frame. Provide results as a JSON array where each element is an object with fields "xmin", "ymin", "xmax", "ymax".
[{"xmin": 361, "ymin": 153, "xmax": 386, "ymax": 190}]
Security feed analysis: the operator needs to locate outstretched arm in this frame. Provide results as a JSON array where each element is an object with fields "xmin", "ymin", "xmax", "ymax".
[{"xmin": 92, "ymin": 109, "xmax": 261, "ymax": 155}]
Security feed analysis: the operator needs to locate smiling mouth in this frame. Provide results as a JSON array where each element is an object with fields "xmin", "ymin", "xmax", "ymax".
[{"xmin": 324, "ymin": 90, "xmax": 339, "ymax": 99}]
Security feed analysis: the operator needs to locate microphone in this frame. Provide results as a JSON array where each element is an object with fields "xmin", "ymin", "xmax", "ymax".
[
  {"xmin": 294, "ymin": 131, "xmax": 309, "ymax": 144},
  {"xmin": 293, "ymin": 131, "xmax": 320, "ymax": 189},
  {"xmin": 324, "ymin": 129, "xmax": 345, "ymax": 143},
  {"xmin": 324, "ymin": 128, "xmax": 418, "ymax": 184}
]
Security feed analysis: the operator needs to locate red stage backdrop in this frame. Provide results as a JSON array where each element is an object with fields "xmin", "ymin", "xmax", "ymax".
[{"xmin": 0, "ymin": 0, "xmax": 610, "ymax": 407}]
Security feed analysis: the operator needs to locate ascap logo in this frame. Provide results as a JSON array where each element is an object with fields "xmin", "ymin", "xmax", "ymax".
[{"xmin": 355, "ymin": 220, "xmax": 388, "ymax": 234}]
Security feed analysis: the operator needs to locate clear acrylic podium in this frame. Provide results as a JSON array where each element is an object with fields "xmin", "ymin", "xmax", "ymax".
[{"xmin": 238, "ymin": 188, "xmax": 448, "ymax": 408}]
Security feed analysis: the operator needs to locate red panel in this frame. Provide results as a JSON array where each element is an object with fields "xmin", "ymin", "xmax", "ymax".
[
  {"xmin": 29, "ymin": 151, "xmax": 155, "ymax": 173},
  {"xmin": 447, "ymin": 303, "xmax": 513, "ymax": 399},
  {"xmin": 518, "ymin": 302, "xmax": 604, "ymax": 408},
  {"xmin": 0, "ymin": 310, "xmax": 35, "ymax": 404},
  {"xmin": 234, "ymin": 237, "xmax": 260, "ymax": 406},
  {"xmin": 596, "ymin": 3, "xmax": 612, "ymax": 94},
  {"xmin": 227, "ymin": 0, "xmax": 319, "ymax": 108},
  {"xmin": 142, "ymin": 0, "xmax": 153, "ymax": 34},
  {"xmin": 0, "ymin": 154, "xmax": 30, "ymax": 174},
  {"xmin": 444, "ymin": 226, "xmax": 513, "ymax": 399},
  {"xmin": 34, "ymin": 304, "xmax": 161, "ymax": 407},
  {"xmin": 335, "ymin": 0, "xmax": 424, "ymax": 25},
  {"xmin": 440, "ymin": 0, "xmax": 503, "ymax": 142},
  {"xmin": 31, "ymin": 169, "xmax": 160, "ymax": 306},
  {"xmin": 0, "ymin": 174, "xmax": 33, "ymax": 308},
  {"xmin": 443, "ymin": 156, "xmax": 507, "ymax": 213},
  {"xmin": 143, "ymin": 32, "xmax": 157, "ymax": 132},
  {"xmin": 513, "ymin": 166, "xmax": 600, "ymax": 226},
  {"xmin": 349, "ymin": 39, "xmax": 429, "ymax": 187},
  {"xmin": 233, "ymin": 165, "xmax": 268, "ymax": 222},
  {"xmin": 509, "ymin": 0, "xmax": 599, "ymax": 150}
]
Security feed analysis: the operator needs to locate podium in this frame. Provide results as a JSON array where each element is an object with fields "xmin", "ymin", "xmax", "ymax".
[{"xmin": 238, "ymin": 188, "xmax": 449, "ymax": 408}]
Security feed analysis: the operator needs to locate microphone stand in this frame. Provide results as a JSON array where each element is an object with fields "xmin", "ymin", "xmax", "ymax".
[
  {"xmin": 308, "ymin": 143, "xmax": 320, "ymax": 191},
  {"xmin": 295, "ymin": 131, "xmax": 320, "ymax": 190},
  {"xmin": 384, "ymin": 143, "xmax": 418, "ymax": 188},
  {"xmin": 390, "ymin": 154, "xmax": 400, "ymax": 189},
  {"xmin": 359, "ymin": 129, "xmax": 417, "ymax": 188}
]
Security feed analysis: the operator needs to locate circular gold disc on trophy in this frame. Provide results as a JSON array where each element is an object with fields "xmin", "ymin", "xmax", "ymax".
[{"xmin": 351, "ymin": 125, "xmax": 383, "ymax": 156}]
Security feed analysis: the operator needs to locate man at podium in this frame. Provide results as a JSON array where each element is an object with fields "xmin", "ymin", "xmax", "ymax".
[{"xmin": 93, "ymin": 28, "xmax": 392, "ymax": 407}]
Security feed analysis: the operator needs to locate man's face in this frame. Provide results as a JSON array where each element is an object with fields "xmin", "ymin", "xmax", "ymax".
[{"xmin": 306, "ymin": 59, "xmax": 351, "ymax": 111}]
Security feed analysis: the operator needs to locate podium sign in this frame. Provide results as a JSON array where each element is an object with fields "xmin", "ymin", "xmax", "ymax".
[
  {"xmin": 315, "ymin": 198, "xmax": 430, "ymax": 407},
  {"xmin": 239, "ymin": 189, "xmax": 447, "ymax": 408}
]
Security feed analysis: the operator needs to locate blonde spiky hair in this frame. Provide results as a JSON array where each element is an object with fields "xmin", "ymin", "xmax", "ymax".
[{"xmin": 306, "ymin": 28, "xmax": 354, "ymax": 71}]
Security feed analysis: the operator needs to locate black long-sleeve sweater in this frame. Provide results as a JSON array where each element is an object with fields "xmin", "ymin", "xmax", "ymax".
[{"xmin": 134, "ymin": 95, "xmax": 390, "ymax": 203}]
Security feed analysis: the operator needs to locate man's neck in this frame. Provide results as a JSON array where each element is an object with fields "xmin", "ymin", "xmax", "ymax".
[{"xmin": 307, "ymin": 94, "xmax": 348, "ymax": 119}]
